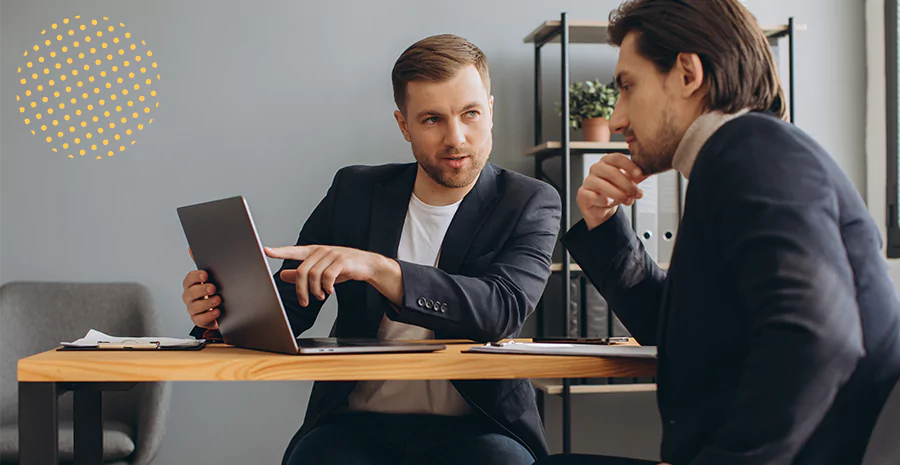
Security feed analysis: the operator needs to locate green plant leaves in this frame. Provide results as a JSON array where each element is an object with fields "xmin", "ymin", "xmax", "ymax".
[{"xmin": 558, "ymin": 79, "xmax": 619, "ymax": 129}]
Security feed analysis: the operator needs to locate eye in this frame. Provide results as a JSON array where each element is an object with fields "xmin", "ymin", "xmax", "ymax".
[
  {"xmin": 423, "ymin": 116, "xmax": 439, "ymax": 124},
  {"xmin": 465, "ymin": 110, "xmax": 479, "ymax": 118}
]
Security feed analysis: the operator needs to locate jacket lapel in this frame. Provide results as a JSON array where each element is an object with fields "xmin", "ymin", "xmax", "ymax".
[
  {"xmin": 367, "ymin": 164, "xmax": 417, "ymax": 259},
  {"xmin": 363, "ymin": 164, "xmax": 417, "ymax": 334},
  {"xmin": 438, "ymin": 163, "xmax": 502, "ymax": 274}
]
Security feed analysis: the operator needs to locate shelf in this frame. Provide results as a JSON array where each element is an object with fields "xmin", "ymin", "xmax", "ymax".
[
  {"xmin": 526, "ymin": 141, "xmax": 630, "ymax": 157},
  {"xmin": 524, "ymin": 20, "xmax": 807, "ymax": 45},
  {"xmin": 551, "ymin": 263, "xmax": 583, "ymax": 272},
  {"xmin": 524, "ymin": 20, "xmax": 616, "ymax": 45},
  {"xmin": 551, "ymin": 262, "xmax": 669, "ymax": 272},
  {"xmin": 532, "ymin": 378, "xmax": 656, "ymax": 395}
]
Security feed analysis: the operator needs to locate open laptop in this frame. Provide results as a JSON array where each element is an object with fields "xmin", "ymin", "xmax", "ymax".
[{"xmin": 176, "ymin": 196, "xmax": 446, "ymax": 355}]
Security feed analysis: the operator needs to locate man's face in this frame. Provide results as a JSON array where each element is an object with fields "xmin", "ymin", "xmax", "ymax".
[
  {"xmin": 610, "ymin": 32, "xmax": 694, "ymax": 175},
  {"xmin": 395, "ymin": 65, "xmax": 494, "ymax": 189}
]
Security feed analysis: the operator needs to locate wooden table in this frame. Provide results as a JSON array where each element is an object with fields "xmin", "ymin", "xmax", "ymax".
[{"xmin": 18, "ymin": 342, "xmax": 656, "ymax": 465}]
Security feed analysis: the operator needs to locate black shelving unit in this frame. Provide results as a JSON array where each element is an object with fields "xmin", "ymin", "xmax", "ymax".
[{"xmin": 524, "ymin": 12, "xmax": 801, "ymax": 454}]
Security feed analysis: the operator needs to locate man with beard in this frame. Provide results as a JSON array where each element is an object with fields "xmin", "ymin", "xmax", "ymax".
[
  {"xmin": 180, "ymin": 34, "xmax": 560, "ymax": 465},
  {"xmin": 537, "ymin": 1, "xmax": 900, "ymax": 465}
]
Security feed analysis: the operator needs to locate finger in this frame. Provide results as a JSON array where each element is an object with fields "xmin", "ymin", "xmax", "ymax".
[
  {"xmin": 295, "ymin": 247, "xmax": 330, "ymax": 306},
  {"xmin": 308, "ymin": 253, "xmax": 339, "ymax": 301},
  {"xmin": 582, "ymin": 176, "xmax": 633, "ymax": 206},
  {"xmin": 602, "ymin": 153, "xmax": 646, "ymax": 180},
  {"xmin": 579, "ymin": 187, "xmax": 624, "ymax": 216},
  {"xmin": 265, "ymin": 245, "xmax": 316, "ymax": 261},
  {"xmin": 616, "ymin": 169, "xmax": 645, "ymax": 200},
  {"xmin": 578, "ymin": 186, "xmax": 615, "ymax": 210},
  {"xmin": 593, "ymin": 162, "xmax": 643, "ymax": 198},
  {"xmin": 182, "ymin": 270, "xmax": 208, "ymax": 290},
  {"xmin": 584, "ymin": 170, "xmax": 638, "ymax": 206},
  {"xmin": 182, "ymin": 280, "xmax": 201, "ymax": 305},
  {"xmin": 280, "ymin": 269, "xmax": 298, "ymax": 284},
  {"xmin": 192, "ymin": 308, "xmax": 220, "ymax": 328},
  {"xmin": 321, "ymin": 262, "xmax": 343, "ymax": 296},
  {"xmin": 186, "ymin": 282, "xmax": 216, "ymax": 304},
  {"xmin": 187, "ymin": 294, "xmax": 221, "ymax": 316},
  {"xmin": 593, "ymin": 160, "xmax": 641, "ymax": 196},
  {"xmin": 625, "ymin": 168, "xmax": 650, "ymax": 190},
  {"xmin": 181, "ymin": 284, "xmax": 215, "ymax": 305}
]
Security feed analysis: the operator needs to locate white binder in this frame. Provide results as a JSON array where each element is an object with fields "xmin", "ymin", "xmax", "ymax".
[
  {"xmin": 657, "ymin": 170, "xmax": 681, "ymax": 266},
  {"xmin": 635, "ymin": 175, "xmax": 658, "ymax": 261}
]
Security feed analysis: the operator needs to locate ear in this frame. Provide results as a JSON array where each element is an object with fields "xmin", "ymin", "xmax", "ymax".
[
  {"xmin": 394, "ymin": 110, "xmax": 411, "ymax": 142},
  {"xmin": 675, "ymin": 52, "xmax": 705, "ymax": 99},
  {"xmin": 488, "ymin": 95, "xmax": 495, "ymax": 129}
]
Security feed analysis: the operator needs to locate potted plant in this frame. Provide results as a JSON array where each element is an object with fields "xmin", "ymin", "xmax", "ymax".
[{"xmin": 564, "ymin": 79, "xmax": 619, "ymax": 142}]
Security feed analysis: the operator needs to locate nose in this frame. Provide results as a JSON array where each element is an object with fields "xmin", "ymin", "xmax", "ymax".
[
  {"xmin": 609, "ymin": 100, "xmax": 628, "ymax": 135},
  {"xmin": 444, "ymin": 118, "xmax": 466, "ymax": 149}
]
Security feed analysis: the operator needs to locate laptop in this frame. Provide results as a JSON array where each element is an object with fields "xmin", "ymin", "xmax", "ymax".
[{"xmin": 176, "ymin": 196, "xmax": 446, "ymax": 355}]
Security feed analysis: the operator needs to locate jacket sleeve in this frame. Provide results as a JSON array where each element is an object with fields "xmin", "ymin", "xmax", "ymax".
[
  {"xmin": 390, "ymin": 184, "xmax": 561, "ymax": 342},
  {"xmin": 561, "ymin": 208, "xmax": 666, "ymax": 345}
]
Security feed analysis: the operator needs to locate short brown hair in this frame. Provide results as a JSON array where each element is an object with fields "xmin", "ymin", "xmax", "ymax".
[
  {"xmin": 608, "ymin": 0, "xmax": 786, "ymax": 119},
  {"xmin": 391, "ymin": 34, "xmax": 490, "ymax": 113}
]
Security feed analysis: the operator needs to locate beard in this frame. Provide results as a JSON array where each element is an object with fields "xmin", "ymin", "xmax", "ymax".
[
  {"xmin": 413, "ymin": 140, "xmax": 490, "ymax": 189},
  {"xmin": 630, "ymin": 105, "xmax": 681, "ymax": 176}
]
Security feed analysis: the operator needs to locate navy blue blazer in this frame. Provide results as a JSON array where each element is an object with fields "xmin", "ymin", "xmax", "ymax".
[
  {"xmin": 564, "ymin": 113, "xmax": 900, "ymax": 465},
  {"xmin": 273, "ymin": 162, "xmax": 561, "ymax": 461}
]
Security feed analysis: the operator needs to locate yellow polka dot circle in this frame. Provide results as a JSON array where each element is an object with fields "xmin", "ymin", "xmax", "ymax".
[{"xmin": 16, "ymin": 16, "xmax": 160, "ymax": 160}]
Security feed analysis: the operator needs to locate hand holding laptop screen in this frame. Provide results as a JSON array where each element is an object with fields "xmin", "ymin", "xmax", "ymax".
[
  {"xmin": 177, "ymin": 196, "xmax": 444, "ymax": 355},
  {"xmin": 182, "ymin": 269, "xmax": 221, "ymax": 331}
]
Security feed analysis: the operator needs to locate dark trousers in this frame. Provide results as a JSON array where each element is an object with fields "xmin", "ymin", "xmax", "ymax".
[{"xmin": 285, "ymin": 412, "xmax": 535, "ymax": 465}]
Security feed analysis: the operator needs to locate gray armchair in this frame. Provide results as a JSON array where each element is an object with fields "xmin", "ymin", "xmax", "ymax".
[{"xmin": 0, "ymin": 282, "xmax": 170, "ymax": 465}]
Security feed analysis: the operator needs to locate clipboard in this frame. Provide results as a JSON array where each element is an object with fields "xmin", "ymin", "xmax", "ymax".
[
  {"xmin": 58, "ymin": 330, "xmax": 208, "ymax": 351},
  {"xmin": 57, "ymin": 339, "xmax": 208, "ymax": 351},
  {"xmin": 531, "ymin": 336, "xmax": 632, "ymax": 345},
  {"xmin": 465, "ymin": 341, "xmax": 657, "ymax": 359}
]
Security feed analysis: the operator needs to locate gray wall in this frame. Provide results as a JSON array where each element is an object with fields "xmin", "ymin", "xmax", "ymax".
[{"xmin": 0, "ymin": 0, "xmax": 864, "ymax": 463}]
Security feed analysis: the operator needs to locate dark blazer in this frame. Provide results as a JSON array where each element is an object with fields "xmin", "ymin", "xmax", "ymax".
[
  {"xmin": 271, "ymin": 162, "xmax": 561, "ymax": 461},
  {"xmin": 564, "ymin": 112, "xmax": 900, "ymax": 465}
]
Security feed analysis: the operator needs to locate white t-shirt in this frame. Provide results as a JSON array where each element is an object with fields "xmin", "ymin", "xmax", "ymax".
[{"xmin": 347, "ymin": 193, "xmax": 472, "ymax": 416}]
